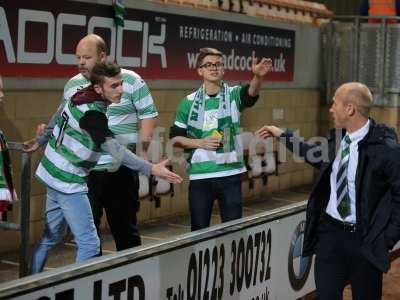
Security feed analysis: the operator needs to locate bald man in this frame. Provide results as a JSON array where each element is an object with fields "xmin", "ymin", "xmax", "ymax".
[
  {"xmin": 24, "ymin": 34, "xmax": 159, "ymax": 255},
  {"xmin": 256, "ymin": 82, "xmax": 400, "ymax": 300}
]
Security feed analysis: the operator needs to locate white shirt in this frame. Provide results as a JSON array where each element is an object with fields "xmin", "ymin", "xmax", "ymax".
[{"xmin": 326, "ymin": 120, "xmax": 370, "ymax": 223}]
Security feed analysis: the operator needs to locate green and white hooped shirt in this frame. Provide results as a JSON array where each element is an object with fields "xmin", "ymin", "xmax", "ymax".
[
  {"xmin": 174, "ymin": 85, "xmax": 247, "ymax": 180},
  {"xmin": 36, "ymin": 100, "xmax": 105, "ymax": 194},
  {"xmin": 63, "ymin": 69, "xmax": 158, "ymax": 170}
]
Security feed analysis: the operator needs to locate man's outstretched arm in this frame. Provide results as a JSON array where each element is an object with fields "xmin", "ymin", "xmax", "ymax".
[
  {"xmin": 256, "ymin": 125, "xmax": 326, "ymax": 169},
  {"xmin": 80, "ymin": 110, "xmax": 182, "ymax": 184},
  {"xmin": 22, "ymin": 99, "xmax": 67, "ymax": 152}
]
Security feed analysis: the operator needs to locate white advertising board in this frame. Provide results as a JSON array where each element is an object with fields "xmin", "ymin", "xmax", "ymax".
[{"xmin": 0, "ymin": 205, "xmax": 315, "ymax": 299}]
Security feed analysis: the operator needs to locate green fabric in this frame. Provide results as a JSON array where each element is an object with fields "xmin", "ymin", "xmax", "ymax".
[
  {"xmin": 337, "ymin": 135, "xmax": 352, "ymax": 218},
  {"xmin": 174, "ymin": 84, "xmax": 247, "ymax": 178},
  {"xmin": 40, "ymin": 155, "xmax": 87, "ymax": 184},
  {"xmin": 48, "ymin": 138, "xmax": 97, "ymax": 170},
  {"xmin": 113, "ymin": 0, "xmax": 125, "ymax": 27},
  {"xmin": 36, "ymin": 100, "xmax": 105, "ymax": 192}
]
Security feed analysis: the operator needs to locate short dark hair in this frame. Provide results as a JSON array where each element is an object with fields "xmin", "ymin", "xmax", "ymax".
[
  {"xmin": 196, "ymin": 48, "xmax": 223, "ymax": 68},
  {"xmin": 90, "ymin": 62, "xmax": 121, "ymax": 85}
]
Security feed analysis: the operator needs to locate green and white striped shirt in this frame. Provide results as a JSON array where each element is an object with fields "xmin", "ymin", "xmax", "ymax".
[
  {"xmin": 36, "ymin": 101, "xmax": 105, "ymax": 193},
  {"xmin": 63, "ymin": 70, "xmax": 158, "ymax": 169},
  {"xmin": 174, "ymin": 85, "xmax": 247, "ymax": 180}
]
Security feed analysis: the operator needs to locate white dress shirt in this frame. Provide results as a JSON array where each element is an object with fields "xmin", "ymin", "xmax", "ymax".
[{"xmin": 326, "ymin": 120, "xmax": 370, "ymax": 223}]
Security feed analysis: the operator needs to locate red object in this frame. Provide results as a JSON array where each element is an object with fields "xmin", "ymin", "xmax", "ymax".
[
  {"xmin": 0, "ymin": 201, "xmax": 10, "ymax": 213},
  {"xmin": 71, "ymin": 85, "xmax": 104, "ymax": 105},
  {"xmin": 0, "ymin": 0, "xmax": 295, "ymax": 81},
  {"xmin": 368, "ymin": 0, "xmax": 397, "ymax": 23}
]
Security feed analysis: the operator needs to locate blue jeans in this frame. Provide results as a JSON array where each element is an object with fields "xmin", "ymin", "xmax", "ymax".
[
  {"xmin": 189, "ymin": 174, "xmax": 243, "ymax": 231},
  {"xmin": 31, "ymin": 187, "xmax": 100, "ymax": 274}
]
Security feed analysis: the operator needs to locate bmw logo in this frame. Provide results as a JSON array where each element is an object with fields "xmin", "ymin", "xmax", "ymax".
[{"xmin": 288, "ymin": 220, "xmax": 312, "ymax": 291}]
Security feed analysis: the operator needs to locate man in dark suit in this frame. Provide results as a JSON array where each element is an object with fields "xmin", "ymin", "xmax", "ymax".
[{"xmin": 256, "ymin": 82, "xmax": 400, "ymax": 300}]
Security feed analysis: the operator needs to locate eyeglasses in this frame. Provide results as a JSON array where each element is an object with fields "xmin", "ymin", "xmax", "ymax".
[{"xmin": 199, "ymin": 62, "xmax": 224, "ymax": 70}]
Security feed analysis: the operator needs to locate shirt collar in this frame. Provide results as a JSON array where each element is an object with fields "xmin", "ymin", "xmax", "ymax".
[{"xmin": 347, "ymin": 119, "xmax": 370, "ymax": 144}]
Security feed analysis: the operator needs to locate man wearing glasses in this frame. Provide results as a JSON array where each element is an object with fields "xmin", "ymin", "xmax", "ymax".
[{"xmin": 170, "ymin": 47, "xmax": 272, "ymax": 231}]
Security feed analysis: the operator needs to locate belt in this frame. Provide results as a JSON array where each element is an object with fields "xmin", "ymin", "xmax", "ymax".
[{"xmin": 321, "ymin": 213, "xmax": 357, "ymax": 233}]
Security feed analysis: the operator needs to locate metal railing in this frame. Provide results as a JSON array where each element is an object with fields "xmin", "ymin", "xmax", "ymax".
[
  {"xmin": 322, "ymin": 16, "xmax": 400, "ymax": 106},
  {"xmin": 0, "ymin": 142, "xmax": 32, "ymax": 277}
]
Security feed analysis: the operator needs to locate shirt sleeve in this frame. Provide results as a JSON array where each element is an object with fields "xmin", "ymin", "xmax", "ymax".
[
  {"xmin": 131, "ymin": 79, "xmax": 158, "ymax": 119},
  {"xmin": 101, "ymin": 138, "xmax": 152, "ymax": 177},
  {"xmin": 230, "ymin": 85, "xmax": 259, "ymax": 112},
  {"xmin": 239, "ymin": 84, "xmax": 259, "ymax": 109},
  {"xmin": 36, "ymin": 99, "xmax": 67, "ymax": 146},
  {"xmin": 79, "ymin": 110, "xmax": 114, "ymax": 148},
  {"xmin": 174, "ymin": 97, "xmax": 192, "ymax": 129},
  {"xmin": 169, "ymin": 125, "xmax": 188, "ymax": 139}
]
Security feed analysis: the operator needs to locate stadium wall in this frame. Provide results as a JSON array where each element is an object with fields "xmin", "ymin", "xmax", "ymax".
[{"xmin": 0, "ymin": 0, "xmax": 322, "ymax": 253}]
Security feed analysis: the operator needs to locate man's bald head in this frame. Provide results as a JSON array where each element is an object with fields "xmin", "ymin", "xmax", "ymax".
[
  {"xmin": 75, "ymin": 34, "xmax": 107, "ymax": 78},
  {"xmin": 337, "ymin": 82, "xmax": 373, "ymax": 118},
  {"xmin": 77, "ymin": 34, "xmax": 107, "ymax": 56}
]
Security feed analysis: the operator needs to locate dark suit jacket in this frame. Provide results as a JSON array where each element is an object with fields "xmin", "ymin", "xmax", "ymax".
[{"xmin": 281, "ymin": 119, "xmax": 400, "ymax": 272}]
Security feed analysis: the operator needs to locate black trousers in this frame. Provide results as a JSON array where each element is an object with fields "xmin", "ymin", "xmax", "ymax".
[
  {"xmin": 315, "ymin": 216, "xmax": 383, "ymax": 300},
  {"xmin": 188, "ymin": 174, "xmax": 242, "ymax": 231},
  {"xmin": 87, "ymin": 166, "xmax": 141, "ymax": 252}
]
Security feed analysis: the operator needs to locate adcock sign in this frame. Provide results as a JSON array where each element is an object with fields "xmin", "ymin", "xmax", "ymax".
[{"xmin": 0, "ymin": 0, "xmax": 295, "ymax": 81}]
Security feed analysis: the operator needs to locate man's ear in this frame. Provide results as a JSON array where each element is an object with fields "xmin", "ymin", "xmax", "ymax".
[
  {"xmin": 347, "ymin": 103, "xmax": 356, "ymax": 116},
  {"xmin": 197, "ymin": 68, "xmax": 203, "ymax": 77},
  {"xmin": 93, "ymin": 84, "xmax": 102, "ymax": 95},
  {"xmin": 100, "ymin": 51, "xmax": 107, "ymax": 62}
]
